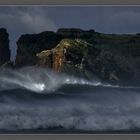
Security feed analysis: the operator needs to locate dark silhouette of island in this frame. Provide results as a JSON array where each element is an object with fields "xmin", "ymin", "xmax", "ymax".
[{"xmin": 1, "ymin": 28, "xmax": 140, "ymax": 84}]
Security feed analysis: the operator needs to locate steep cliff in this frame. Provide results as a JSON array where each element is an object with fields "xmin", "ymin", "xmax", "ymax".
[
  {"xmin": 36, "ymin": 39, "xmax": 98, "ymax": 78},
  {"xmin": 15, "ymin": 28, "xmax": 140, "ymax": 83},
  {"xmin": 36, "ymin": 39, "xmax": 133, "ymax": 83},
  {"xmin": 15, "ymin": 31, "xmax": 62, "ymax": 67},
  {"xmin": 16, "ymin": 28, "xmax": 140, "ymax": 67},
  {"xmin": 0, "ymin": 28, "xmax": 10, "ymax": 66},
  {"xmin": 15, "ymin": 28, "xmax": 96, "ymax": 67}
]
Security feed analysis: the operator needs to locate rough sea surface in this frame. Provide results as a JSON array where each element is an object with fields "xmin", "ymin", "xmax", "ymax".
[{"xmin": 0, "ymin": 67, "xmax": 140, "ymax": 134}]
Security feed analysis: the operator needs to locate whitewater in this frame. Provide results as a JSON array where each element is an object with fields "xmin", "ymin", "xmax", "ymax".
[
  {"xmin": 0, "ymin": 67, "xmax": 139, "ymax": 133},
  {"xmin": 0, "ymin": 67, "xmax": 138, "ymax": 93}
]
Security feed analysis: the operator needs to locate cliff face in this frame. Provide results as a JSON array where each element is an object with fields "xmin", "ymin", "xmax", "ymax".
[
  {"xmin": 36, "ymin": 39, "xmax": 133, "ymax": 83},
  {"xmin": 15, "ymin": 28, "xmax": 140, "ymax": 83},
  {"xmin": 16, "ymin": 28, "xmax": 140, "ymax": 68},
  {"xmin": 15, "ymin": 28, "xmax": 96, "ymax": 67},
  {"xmin": 15, "ymin": 31, "xmax": 62, "ymax": 67},
  {"xmin": 37, "ymin": 39, "xmax": 100, "ymax": 76},
  {"xmin": 0, "ymin": 28, "xmax": 10, "ymax": 66}
]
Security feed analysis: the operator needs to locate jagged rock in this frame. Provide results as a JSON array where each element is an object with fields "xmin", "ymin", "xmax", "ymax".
[
  {"xmin": 15, "ymin": 31, "xmax": 62, "ymax": 67},
  {"xmin": 36, "ymin": 38, "xmax": 134, "ymax": 83},
  {"xmin": 0, "ymin": 28, "xmax": 10, "ymax": 66},
  {"xmin": 36, "ymin": 39, "xmax": 100, "ymax": 78},
  {"xmin": 93, "ymin": 51, "xmax": 131, "ymax": 83},
  {"xmin": 15, "ymin": 28, "xmax": 140, "ymax": 68},
  {"xmin": 36, "ymin": 50, "xmax": 53, "ymax": 68},
  {"xmin": 15, "ymin": 28, "xmax": 96, "ymax": 67},
  {"xmin": 15, "ymin": 28, "xmax": 140, "ymax": 83}
]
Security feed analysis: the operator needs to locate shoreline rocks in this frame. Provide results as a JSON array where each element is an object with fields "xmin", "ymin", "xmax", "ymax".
[{"xmin": 0, "ymin": 28, "xmax": 11, "ymax": 66}]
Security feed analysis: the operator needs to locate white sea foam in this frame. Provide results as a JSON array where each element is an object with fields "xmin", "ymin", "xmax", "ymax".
[
  {"xmin": 0, "ymin": 67, "xmax": 139, "ymax": 131},
  {"xmin": 0, "ymin": 67, "xmax": 138, "ymax": 94},
  {"xmin": 0, "ymin": 88, "xmax": 140, "ymax": 131}
]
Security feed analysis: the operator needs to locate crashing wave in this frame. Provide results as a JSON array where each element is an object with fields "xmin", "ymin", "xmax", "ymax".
[{"xmin": 0, "ymin": 67, "xmax": 139, "ymax": 93}]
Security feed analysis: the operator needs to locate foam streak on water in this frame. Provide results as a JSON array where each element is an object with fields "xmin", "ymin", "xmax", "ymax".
[
  {"xmin": 0, "ymin": 67, "xmax": 139, "ymax": 94},
  {"xmin": 0, "ymin": 67, "xmax": 139, "ymax": 131}
]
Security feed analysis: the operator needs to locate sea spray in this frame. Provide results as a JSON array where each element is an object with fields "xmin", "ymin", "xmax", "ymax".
[
  {"xmin": 0, "ymin": 86, "xmax": 139, "ymax": 131},
  {"xmin": 0, "ymin": 67, "xmax": 139, "ymax": 131},
  {"xmin": 0, "ymin": 67, "xmax": 139, "ymax": 94}
]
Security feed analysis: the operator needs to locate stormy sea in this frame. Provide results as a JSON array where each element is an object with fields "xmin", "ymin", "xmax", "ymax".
[{"xmin": 0, "ymin": 67, "xmax": 140, "ymax": 134}]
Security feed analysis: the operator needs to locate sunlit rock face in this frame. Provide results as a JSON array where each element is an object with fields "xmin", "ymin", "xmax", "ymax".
[
  {"xmin": 36, "ymin": 39, "xmax": 98, "ymax": 76},
  {"xmin": 36, "ymin": 39, "xmax": 125, "ymax": 82},
  {"xmin": 0, "ymin": 28, "xmax": 10, "ymax": 66},
  {"xmin": 36, "ymin": 38, "xmax": 135, "ymax": 83},
  {"xmin": 15, "ymin": 28, "xmax": 96, "ymax": 67},
  {"xmin": 15, "ymin": 28, "xmax": 140, "ymax": 83}
]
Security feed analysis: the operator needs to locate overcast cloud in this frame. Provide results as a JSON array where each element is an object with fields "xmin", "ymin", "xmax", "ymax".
[{"xmin": 0, "ymin": 6, "xmax": 140, "ymax": 59}]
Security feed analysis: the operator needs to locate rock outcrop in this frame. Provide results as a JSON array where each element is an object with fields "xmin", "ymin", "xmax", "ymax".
[
  {"xmin": 0, "ymin": 28, "xmax": 10, "ymax": 66},
  {"xmin": 36, "ymin": 39, "xmax": 133, "ymax": 83},
  {"xmin": 15, "ymin": 28, "xmax": 96, "ymax": 67},
  {"xmin": 15, "ymin": 31, "xmax": 62, "ymax": 67},
  {"xmin": 16, "ymin": 28, "xmax": 140, "ymax": 68},
  {"xmin": 36, "ymin": 39, "xmax": 100, "ymax": 78},
  {"xmin": 15, "ymin": 28, "xmax": 140, "ymax": 84}
]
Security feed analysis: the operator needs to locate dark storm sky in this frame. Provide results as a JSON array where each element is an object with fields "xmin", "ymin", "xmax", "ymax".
[{"xmin": 0, "ymin": 6, "xmax": 140, "ymax": 59}]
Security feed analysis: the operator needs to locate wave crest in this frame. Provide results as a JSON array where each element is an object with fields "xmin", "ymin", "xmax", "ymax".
[{"xmin": 0, "ymin": 67, "xmax": 138, "ymax": 93}]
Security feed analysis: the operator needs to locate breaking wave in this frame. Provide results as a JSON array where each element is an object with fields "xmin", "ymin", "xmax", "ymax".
[
  {"xmin": 0, "ymin": 67, "xmax": 138, "ymax": 94},
  {"xmin": 0, "ymin": 84, "xmax": 140, "ymax": 132},
  {"xmin": 0, "ymin": 67, "xmax": 140, "ymax": 132}
]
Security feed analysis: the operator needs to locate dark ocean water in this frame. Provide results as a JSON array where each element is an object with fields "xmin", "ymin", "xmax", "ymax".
[{"xmin": 0, "ymin": 67, "xmax": 140, "ymax": 134}]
